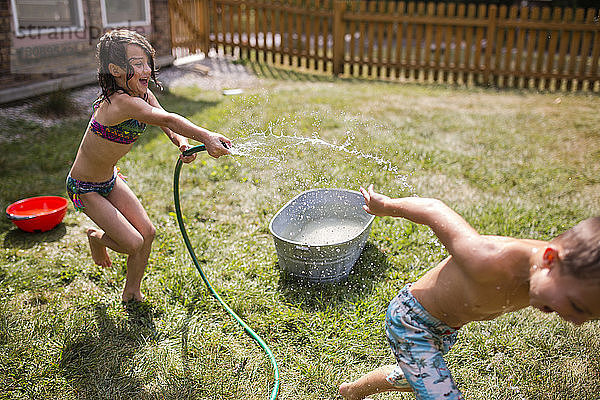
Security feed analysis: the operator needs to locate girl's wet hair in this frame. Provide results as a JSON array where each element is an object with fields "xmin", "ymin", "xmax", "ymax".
[
  {"xmin": 96, "ymin": 29, "xmax": 161, "ymax": 102},
  {"xmin": 552, "ymin": 216, "xmax": 600, "ymax": 281}
]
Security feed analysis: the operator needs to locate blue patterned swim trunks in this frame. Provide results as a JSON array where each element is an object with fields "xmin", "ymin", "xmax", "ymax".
[{"xmin": 385, "ymin": 284, "xmax": 464, "ymax": 400}]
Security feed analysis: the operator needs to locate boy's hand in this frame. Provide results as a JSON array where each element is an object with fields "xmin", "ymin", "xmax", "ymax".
[
  {"xmin": 179, "ymin": 144, "xmax": 197, "ymax": 163},
  {"xmin": 204, "ymin": 132, "xmax": 232, "ymax": 158},
  {"xmin": 360, "ymin": 184, "xmax": 391, "ymax": 216}
]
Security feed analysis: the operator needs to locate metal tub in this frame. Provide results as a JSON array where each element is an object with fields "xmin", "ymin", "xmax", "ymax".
[{"xmin": 269, "ymin": 188, "xmax": 375, "ymax": 283}]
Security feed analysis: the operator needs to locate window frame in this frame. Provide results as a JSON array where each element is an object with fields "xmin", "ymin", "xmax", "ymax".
[
  {"xmin": 100, "ymin": 0, "xmax": 151, "ymax": 28},
  {"xmin": 10, "ymin": 0, "xmax": 85, "ymax": 37}
]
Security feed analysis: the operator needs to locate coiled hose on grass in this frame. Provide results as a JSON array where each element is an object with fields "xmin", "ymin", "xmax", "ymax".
[{"xmin": 173, "ymin": 144, "xmax": 280, "ymax": 400}]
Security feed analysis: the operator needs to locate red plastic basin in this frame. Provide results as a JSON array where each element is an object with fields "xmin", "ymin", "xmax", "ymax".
[{"xmin": 6, "ymin": 196, "xmax": 68, "ymax": 233}]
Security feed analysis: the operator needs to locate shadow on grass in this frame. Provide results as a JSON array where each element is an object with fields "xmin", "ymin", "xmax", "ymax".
[
  {"xmin": 276, "ymin": 241, "xmax": 391, "ymax": 311},
  {"xmin": 247, "ymin": 61, "xmax": 336, "ymax": 83},
  {"xmin": 2, "ymin": 223, "xmax": 67, "ymax": 249},
  {"xmin": 61, "ymin": 302, "xmax": 211, "ymax": 399},
  {"xmin": 59, "ymin": 302, "xmax": 159, "ymax": 399},
  {"xmin": 244, "ymin": 59, "xmax": 403, "ymax": 87},
  {"xmin": 135, "ymin": 308, "xmax": 236, "ymax": 400}
]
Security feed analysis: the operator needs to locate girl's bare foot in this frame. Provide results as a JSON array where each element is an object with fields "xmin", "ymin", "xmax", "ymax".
[
  {"xmin": 122, "ymin": 290, "xmax": 145, "ymax": 303},
  {"xmin": 87, "ymin": 228, "xmax": 112, "ymax": 268}
]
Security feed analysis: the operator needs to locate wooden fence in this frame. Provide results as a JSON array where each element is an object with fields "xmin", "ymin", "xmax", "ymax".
[{"xmin": 169, "ymin": 0, "xmax": 600, "ymax": 92}]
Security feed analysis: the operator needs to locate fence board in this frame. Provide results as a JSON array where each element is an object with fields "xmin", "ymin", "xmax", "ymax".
[
  {"xmin": 436, "ymin": 2, "xmax": 445, "ymax": 82},
  {"xmin": 484, "ymin": 5, "xmax": 497, "ymax": 86},
  {"xmin": 315, "ymin": 0, "xmax": 323, "ymax": 72},
  {"xmin": 567, "ymin": 8, "xmax": 585, "ymax": 90},
  {"xmin": 472, "ymin": 4, "xmax": 484, "ymax": 84},
  {"xmin": 503, "ymin": 6, "xmax": 516, "ymax": 87},
  {"xmin": 393, "ymin": 2, "xmax": 405, "ymax": 79},
  {"xmin": 286, "ymin": 0, "xmax": 293, "ymax": 64},
  {"xmin": 533, "ymin": 7, "xmax": 549, "ymax": 89},
  {"xmin": 358, "ymin": 1, "xmax": 367, "ymax": 76},
  {"xmin": 307, "ymin": 0, "xmax": 314, "ymax": 69},
  {"xmin": 385, "ymin": 1, "xmax": 395, "ymax": 78},
  {"xmin": 228, "ymin": 3, "xmax": 235, "ymax": 55},
  {"xmin": 452, "ymin": 4, "xmax": 465, "ymax": 84},
  {"xmin": 463, "ymin": 4, "xmax": 476, "ymax": 84},
  {"xmin": 297, "ymin": 0, "xmax": 304, "ymax": 67},
  {"xmin": 591, "ymin": 22, "xmax": 600, "ymax": 89},
  {"xmin": 422, "ymin": 3, "xmax": 434, "ymax": 82},
  {"xmin": 578, "ymin": 9, "xmax": 596, "ymax": 90},
  {"xmin": 543, "ymin": 7, "xmax": 560, "ymax": 90},
  {"xmin": 523, "ymin": 7, "xmax": 538, "ymax": 88},
  {"xmin": 291, "ymin": 0, "xmax": 297, "ymax": 66},
  {"xmin": 492, "ymin": 5, "xmax": 506, "ymax": 87},
  {"xmin": 414, "ymin": 2, "xmax": 425, "ymax": 81},
  {"xmin": 269, "ymin": 1, "xmax": 276, "ymax": 64},
  {"xmin": 403, "ymin": 2, "xmax": 413, "ymax": 79},
  {"xmin": 240, "ymin": 2, "xmax": 248, "ymax": 58},
  {"xmin": 365, "ymin": 1, "xmax": 375, "ymax": 77},
  {"xmin": 252, "ymin": 1, "xmax": 259, "ymax": 60},
  {"xmin": 442, "ymin": 3, "xmax": 454, "ymax": 83},
  {"xmin": 376, "ymin": 1, "xmax": 385, "ymax": 78}
]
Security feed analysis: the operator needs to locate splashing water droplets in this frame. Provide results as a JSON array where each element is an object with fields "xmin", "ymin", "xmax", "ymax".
[
  {"xmin": 229, "ymin": 128, "xmax": 413, "ymax": 193},
  {"xmin": 221, "ymin": 94, "xmax": 414, "ymax": 194}
]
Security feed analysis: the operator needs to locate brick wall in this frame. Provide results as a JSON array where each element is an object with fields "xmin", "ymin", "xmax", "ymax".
[
  {"xmin": 0, "ymin": 0, "xmax": 173, "ymax": 92},
  {"xmin": 151, "ymin": 0, "xmax": 172, "ymax": 57},
  {"xmin": 0, "ymin": 0, "xmax": 11, "ymax": 86}
]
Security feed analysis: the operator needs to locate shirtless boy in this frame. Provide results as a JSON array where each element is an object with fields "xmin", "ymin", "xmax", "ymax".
[{"xmin": 339, "ymin": 185, "xmax": 600, "ymax": 400}]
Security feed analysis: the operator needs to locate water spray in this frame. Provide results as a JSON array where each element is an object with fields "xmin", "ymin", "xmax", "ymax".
[{"xmin": 173, "ymin": 144, "xmax": 280, "ymax": 399}]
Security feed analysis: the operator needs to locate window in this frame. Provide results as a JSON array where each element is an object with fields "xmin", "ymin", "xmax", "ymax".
[
  {"xmin": 101, "ymin": 0, "xmax": 151, "ymax": 28},
  {"xmin": 11, "ymin": 0, "xmax": 84, "ymax": 36}
]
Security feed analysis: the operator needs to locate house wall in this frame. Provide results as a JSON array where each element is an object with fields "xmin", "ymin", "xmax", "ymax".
[
  {"xmin": 151, "ymin": 0, "xmax": 171, "ymax": 57},
  {"xmin": 0, "ymin": 0, "xmax": 11, "ymax": 87},
  {"xmin": 1, "ymin": 0, "xmax": 173, "ymax": 101}
]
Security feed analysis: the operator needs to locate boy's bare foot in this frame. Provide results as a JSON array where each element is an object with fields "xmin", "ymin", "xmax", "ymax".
[
  {"xmin": 87, "ymin": 228, "xmax": 112, "ymax": 268},
  {"xmin": 339, "ymin": 382, "xmax": 369, "ymax": 400}
]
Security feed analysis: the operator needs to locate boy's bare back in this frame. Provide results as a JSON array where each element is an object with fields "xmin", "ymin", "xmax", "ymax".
[
  {"xmin": 340, "ymin": 186, "xmax": 600, "ymax": 400},
  {"xmin": 361, "ymin": 184, "xmax": 600, "ymax": 326},
  {"xmin": 409, "ymin": 236, "xmax": 543, "ymax": 328}
]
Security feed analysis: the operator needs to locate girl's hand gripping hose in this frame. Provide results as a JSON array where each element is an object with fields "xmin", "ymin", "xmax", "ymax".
[{"xmin": 173, "ymin": 144, "xmax": 280, "ymax": 399}]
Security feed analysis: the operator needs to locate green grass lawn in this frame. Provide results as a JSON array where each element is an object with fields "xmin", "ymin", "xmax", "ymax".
[{"xmin": 1, "ymin": 70, "xmax": 599, "ymax": 400}]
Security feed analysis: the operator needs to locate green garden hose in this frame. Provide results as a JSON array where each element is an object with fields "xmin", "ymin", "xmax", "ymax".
[{"xmin": 173, "ymin": 144, "xmax": 280, "ymax": 400}]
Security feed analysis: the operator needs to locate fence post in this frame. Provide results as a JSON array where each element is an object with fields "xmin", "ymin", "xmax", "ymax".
[
  {"xmin": 333, "ymin": 0, "xmax": 345, "ymax": 76},
  {"xmin": 169, "ymin": 0, "xmax": 177, "ymax": 51},
  {"xmin": 484, "ymin": 5, "xmax": 497, "ymax": 86},
  {"xmin": 200, "ymin": 0, "xmax": 211, "ymax": 53}
]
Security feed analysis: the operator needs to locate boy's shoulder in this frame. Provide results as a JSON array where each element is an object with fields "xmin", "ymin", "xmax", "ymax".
[
  {"xmin": 465, "ymin": 236, "xmax": 543, "ymax": 282},
  {"xmin": 480, "ymin": 235, "xmax": 545, "ymax": 251}
]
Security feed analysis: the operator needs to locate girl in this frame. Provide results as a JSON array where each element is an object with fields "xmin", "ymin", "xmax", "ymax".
[{"xmin": 67, "ymin": 29, "xmax": 231, "ymax": 302}]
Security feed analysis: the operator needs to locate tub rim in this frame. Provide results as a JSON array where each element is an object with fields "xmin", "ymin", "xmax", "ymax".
[{"xmin": 268, "ymin": 188, "xmax": 375, "ymax": 248}]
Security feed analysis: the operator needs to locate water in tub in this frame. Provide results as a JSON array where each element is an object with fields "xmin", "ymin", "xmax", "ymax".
[{"xmin": 292, "ymin": 218, "xmax": 365, "ymax": 246}]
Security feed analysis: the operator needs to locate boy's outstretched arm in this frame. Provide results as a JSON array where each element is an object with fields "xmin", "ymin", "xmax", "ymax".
[{"xmin": 360, "ymin": 185, "xmax": 483, "ymax": 262}]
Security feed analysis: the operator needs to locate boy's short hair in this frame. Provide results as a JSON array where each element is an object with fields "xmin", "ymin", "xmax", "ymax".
[{"xmin": 552, "ymin": 217, "xmax": 600, "ymax": 281}]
